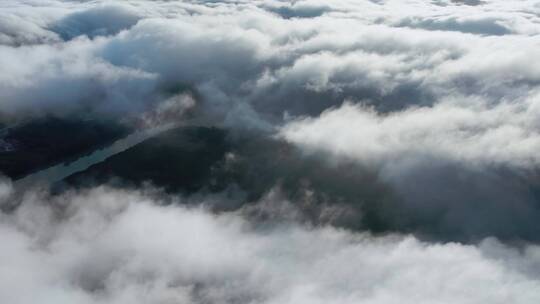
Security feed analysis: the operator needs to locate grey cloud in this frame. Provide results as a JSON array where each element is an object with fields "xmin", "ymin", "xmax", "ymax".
[
  {"xmin": 3, "ymin": 0, "xmax": 540, "ymax": 242},
  {"xmin": 51, "ymin": 4, "xmax": 142, "ymax": 40},
  {"xmin": 3, "ymin": 0, "xmax": 540, "ymax": 288},
  {"xmin": 0, "ymin": 13, "xmax": 60, "ymax": 46},
  {"xmin": 449, "ymin": 0, "xmax": 485, "ymax": 6},
  {"xmin": 0, "ymin": 38, "xmax": 160, "ymax": 120},
  {"xmin": 397, "ymin": 16, "xmax": 511, "ymax": 35},
  {"xmin": 263, "ymin": 2, "xmax": 331, "ymax": 19}
]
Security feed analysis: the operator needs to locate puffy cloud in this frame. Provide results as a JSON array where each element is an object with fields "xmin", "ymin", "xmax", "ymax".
[
  {"xmin": 0, "ymin": 37, "xmax": 159, "ymax": 119},
  {"xmin": 4, "ymin": 1, "xmax": 540, "ymax": 300},
  {"xmin": 262, "ymin": 1, "xmax": 332, "ymax": 19},
  {"xmin": 280, "ymin": 97, "xmax": 540, "ymax": 241},
  {"xmin": 3, "ymin": 0, "xmax": 540, "ymax": 122},
  {"xmin": 51, "ymin": 4, "xmax": 142, "ymax": 40},
  {"xmin": 280, "ymin": 97, "xmax": 540, "ymax": 168},
  {"xmin": 0, "ymin": 13, "xmax": 60, "ymax": 46},
  {"xmin": 1, "ymin": 185, "xmax": 540, "ymax": 304},
  {"xmin": 2, "ymin": 0, "xmax": 540, "ymax": 241}
]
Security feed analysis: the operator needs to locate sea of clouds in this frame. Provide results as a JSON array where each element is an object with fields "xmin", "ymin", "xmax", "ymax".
[{"xmin": 3, "ymin": 0, "xmax": 540, "ymax": 302}]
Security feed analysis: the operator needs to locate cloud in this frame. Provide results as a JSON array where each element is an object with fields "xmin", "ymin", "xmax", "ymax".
[
  {"xmin": 3, "ymin": 0, "xmax": 540, "ymax": 241},
  {"xmin": 280, "ymin": 98, "xmax": 540, "ymax": 241},
  {"xmin": 0, "ymin": 37, "xmax": 159, "ymax": 120},
  {"xmin": 280, "ymin": 98, "xmax": 540, "ymax": 169},
  {"xmin": 0, "ymin": 13, "xmax": 60, "ymax": 46},
  {"xmin": 51, "ymin": 4, "xmax": 142, "ymax": 40},
  {"xmin": 2, "ymin": 0, "xmax": 540, "ymax": 123},
  {"xmin": 3, "ymin": 1, "xmax": 540, "ymax": 300},
  {"xmin": 396, "ymin": 16, "xmax": 511, "ymax": 36},
  {"xmin": 1, "ymin": 185, "xmax": 540, "ymax": 304},
  {"xmin": 262, "ymin": 1, "xmax": 332, "ymax": 19}
]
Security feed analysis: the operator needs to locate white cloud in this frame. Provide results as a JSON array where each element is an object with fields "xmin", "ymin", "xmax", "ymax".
[
  {"xmin": 279, "ymin": 97, "xmax": 540, "ymax": 241},
  {"xmin": 4, "ymin": 1, "xmax": 540, "ymax": 301},
  {"xmin": 0, "ymin": 37, "xmax": 158, "ymax": 118},
  {"xmin": 280, "ymin": 96, "xmax": 540, "ymax": 169},
  {"xmin": 3, "ymin": 0, "xmax": 540, "ymax": 122},
  {"xmin": 1, "ymin": 185, "xmax": 540, "ymax": 304}
]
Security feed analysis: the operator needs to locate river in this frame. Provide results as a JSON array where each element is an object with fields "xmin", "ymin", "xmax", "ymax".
[{"xmin": 14, "ymin": 124, "xmax": 175, "ymax": 190}]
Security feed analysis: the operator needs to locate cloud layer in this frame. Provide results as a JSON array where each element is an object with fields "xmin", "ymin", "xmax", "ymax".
[
  {"xmin": 2, "ymin": 185, "xmax": 540, "ymax": 304},
  {"xmin": 4, "ymin": 0, "xmax": 540, "ymax": 234},
  {"xmin": 3, "ymin": 0, "xmax": 540, "ymax": 122},
  {"xmin": 4, "ymin": 1, "xmax": 540, "ymax": 301}
]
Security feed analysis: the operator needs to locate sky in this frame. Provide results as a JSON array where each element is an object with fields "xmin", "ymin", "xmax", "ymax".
[{"xmin": 2, "ymin": 0, "xmax": 540, "ymax": 303}]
